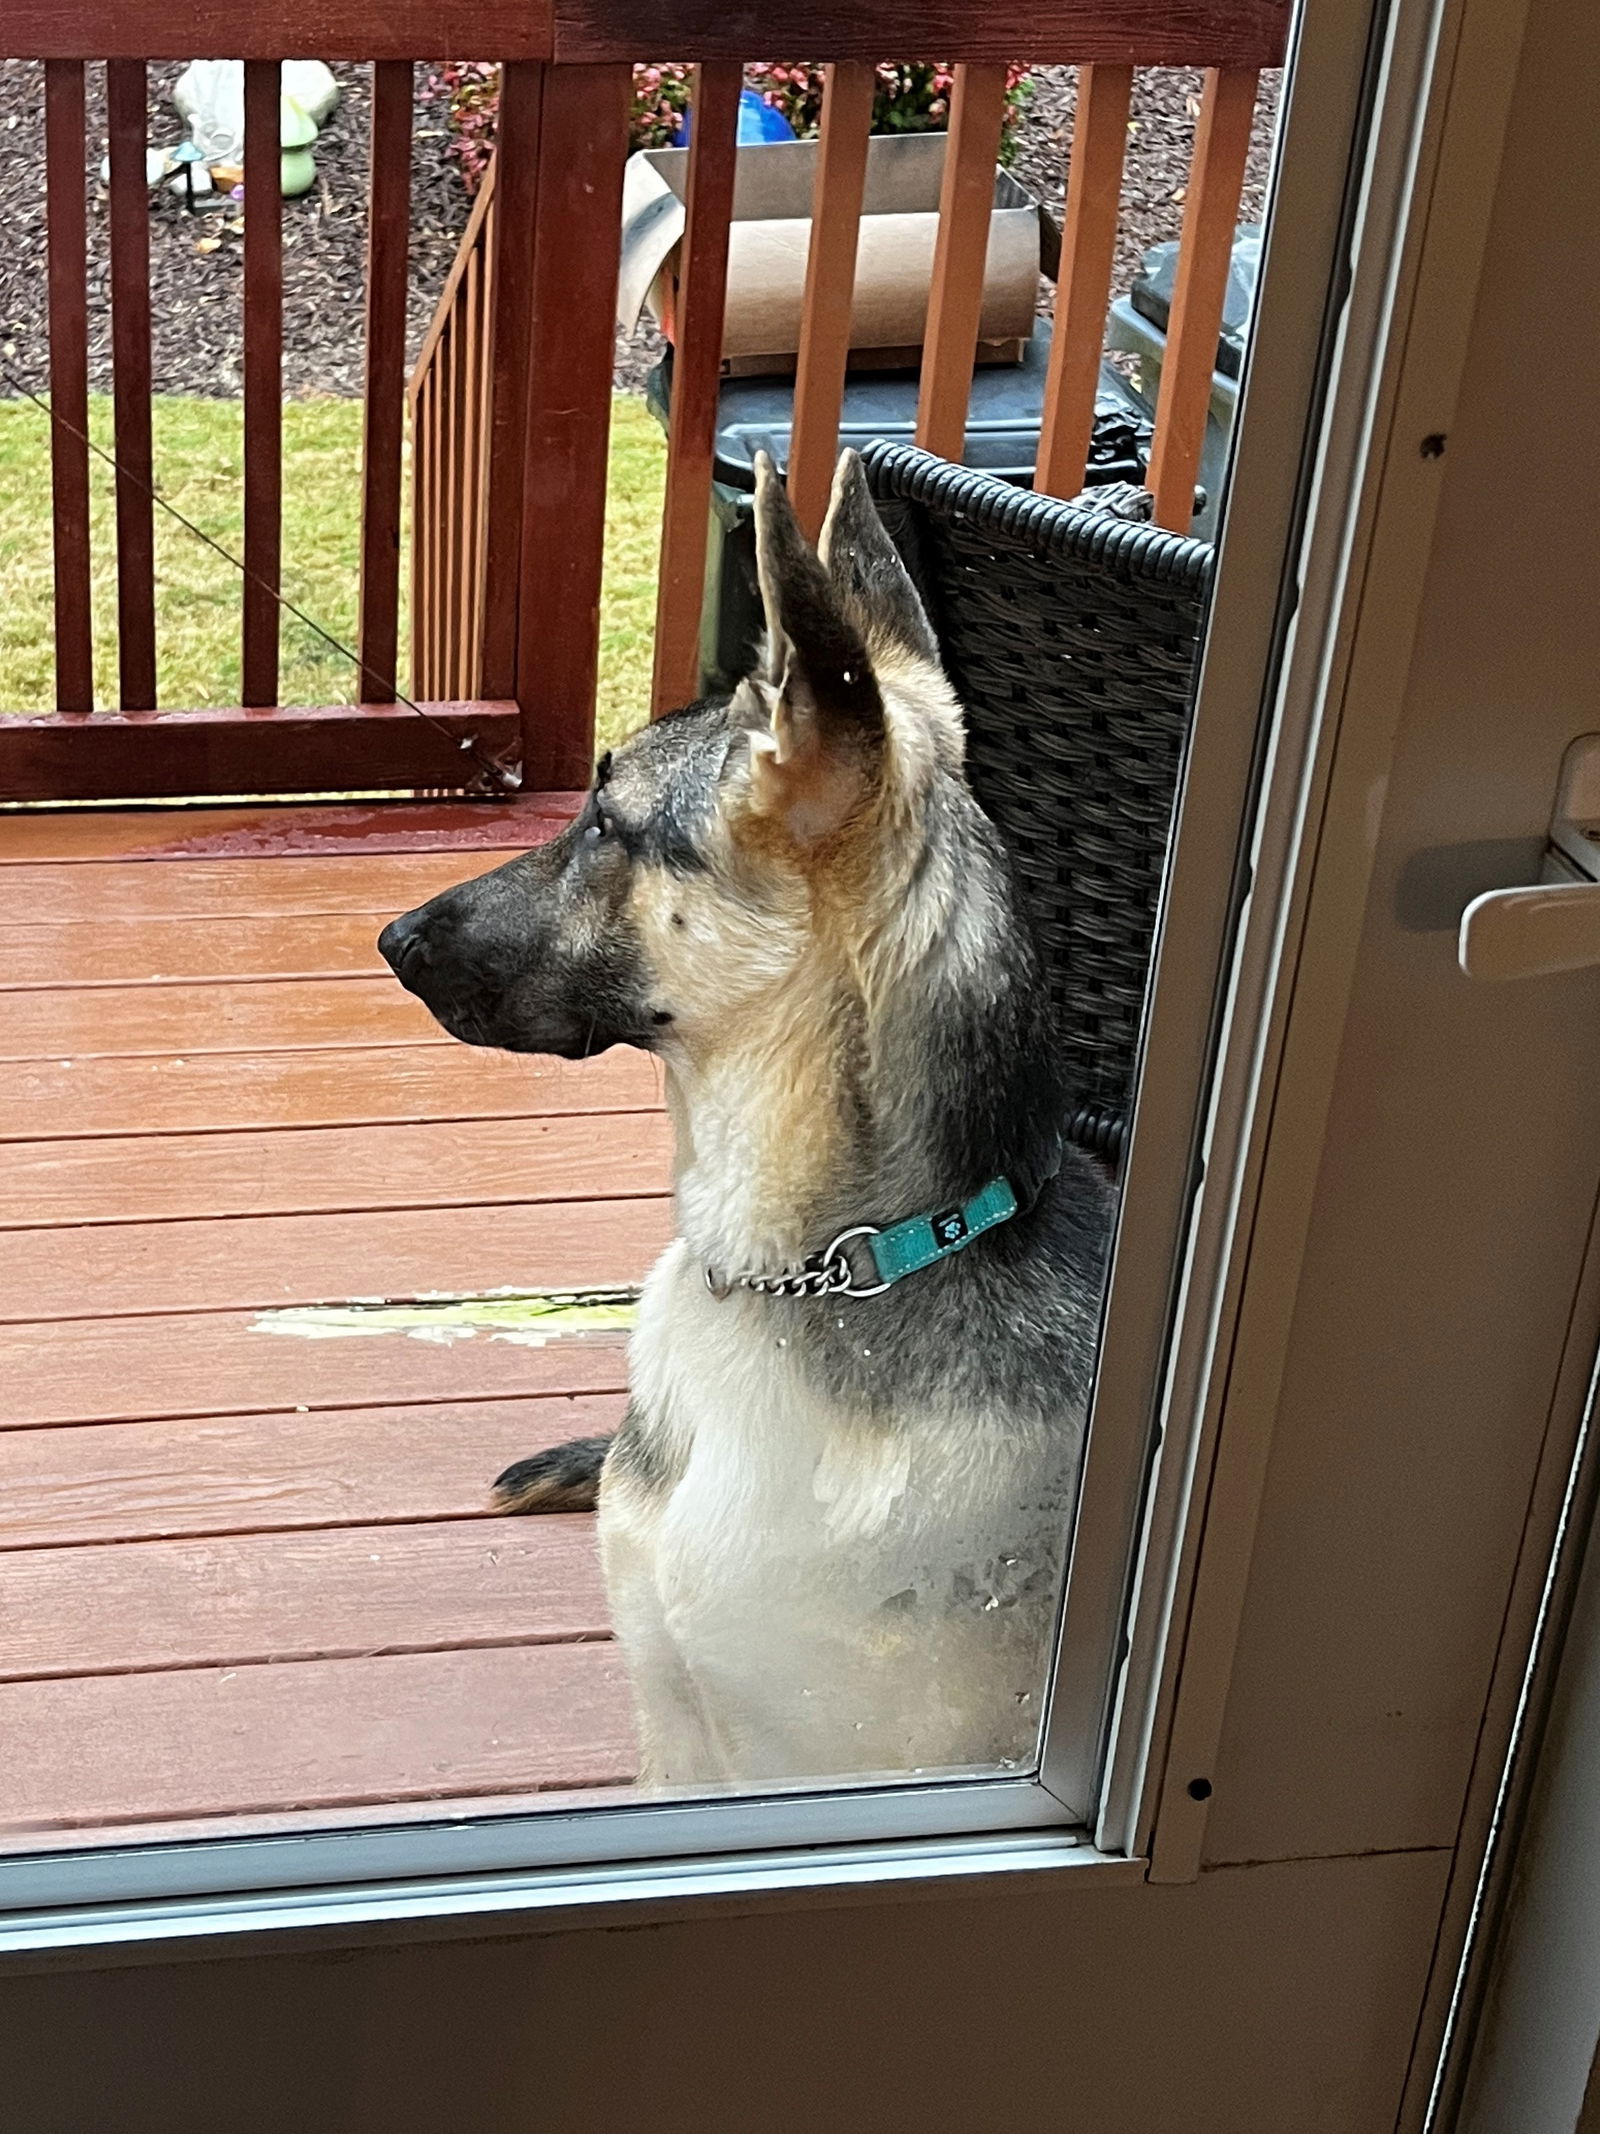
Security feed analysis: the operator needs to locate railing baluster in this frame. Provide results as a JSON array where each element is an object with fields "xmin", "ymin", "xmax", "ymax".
[
  {"xmin": 440, "ymin": 309, "xmax": 460, "ymax": 698},
  {"xmin": 408, "ymin": 157, "xmax": 498, "ymax": 706},
  {"xmin": 471, "ymin": 231, "xmax": 494, "ymax": 692},
  {"xmin": 517, "ymin": 61, "xmax": 631, "ymax": 787},
  {"xmin": 422, "ymin": 344, "xmax": 441, "ymax": 702},
  {"xmin": 44, "ymin": 61, "xmax": 93, "ymax": 714},
  {"xmin": 448, "ymin": 280, "xmax": 471, "ymax": 698},
  {"xmin": 915, "ymin": 63, "xmax": 1009, "ymax": 463},
  {"xmin": 460, "ymin": 240, "xmax": 485, "ymax": 697},
  {"xmin": 241, "ymin": 59, "xmax": 283, "ymax": 707},
  {"xmin": 105, "ymin": 59, "xmax": 156, "ymax": 711},
  {"xmin": 1146, "ymin": 66, "xmax": 1258, "ymax": 531},
  {"xmin": 788, "ymin": 60, "xmax": 876, "ymax": 540},
  {"xmin": 358, "ymin": 58, "xmax": 412, "ymax": 704},
  {"xmin": 481, "ymin": 62, "xmax": 542, "ymax": 703},
  {"xmin": 417, "ymin": 370, "xmax": 437, "ymax": 700},
  {"xmin": 650, "ymin": 60, "xmax": 742, "ymax": 717},
  {"xmin": 1035, "ymin": 63, "xmax": 1133, "ymax": 499}
]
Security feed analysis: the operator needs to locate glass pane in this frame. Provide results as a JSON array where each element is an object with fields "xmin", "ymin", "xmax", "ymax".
[{"xmin": 0, "ymin": 51, "xmax": 1287, "ymax": 1865}]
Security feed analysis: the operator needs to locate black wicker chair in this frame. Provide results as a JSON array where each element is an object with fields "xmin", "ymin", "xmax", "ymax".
[{"xmin": 862, "ymin": 442, "xmax": 1215, "ymax": 1164}]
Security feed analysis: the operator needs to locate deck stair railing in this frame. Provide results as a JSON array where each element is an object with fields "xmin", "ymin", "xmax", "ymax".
[{"xmin": 3, "ymin": 4, "xmax": 1287, "ymax": 806}]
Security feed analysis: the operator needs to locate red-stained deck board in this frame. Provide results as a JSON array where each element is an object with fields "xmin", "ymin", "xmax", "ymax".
[
  {"xmin": 0, "ymin": 1112, "xmax": 671, "ymax": 1228},
  {"xmin": 2, "ymin": 1046, "xmax": 663, "ymax": 1142},
  {"xmin": 0, "ymin": 852, "xmax": 521, "ymax": 925},
  {"xmin": 0, "ymin": 1643, "xmax": 634, "ymax": 1833},
  {"xmin": 0, "ymin": 796, "xmax": 580, "ymax": 865},
  {"xmin": 0, "ymin": 1518, "xmax": 610, "ymax": 1683},
  {"xmin": 0, "ymin": 913, "xmax": 415, "ymax": 989},
  {"xmin": 0, "ymin": 1312, "xmax": 633, "ymax": 1430},
  {"xmin": 0, "ymin": 976, "xmax": 447, "ymax": 1060},
  {"xmin": 1, "ymin": 1195, "xmax": 671, "ymax": 1325},
  {"xmin": 0, "ymin": 1393, "xmax": 626, "ymax": 1553},
  {"xmin": 0, "ymin": 812, "xmax": 659, "ymax": 1838}
]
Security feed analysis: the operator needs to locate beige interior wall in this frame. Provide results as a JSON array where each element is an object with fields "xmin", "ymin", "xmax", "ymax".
[
  {"xmin": 0, "ymin": 1852, "xmax": 1445, "ymax": 2133},
  {"xmin": 1204, "ymin": 0, "xmax": 1600, "ymax": 1873}
]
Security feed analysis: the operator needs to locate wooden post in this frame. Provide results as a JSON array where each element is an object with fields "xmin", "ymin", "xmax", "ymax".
[
  {"xmin": 787, "ymin": 61, "xmax": 876, "ymax": 540},
  {"xmin": 241, "ymin": 59, "xmax": 283, "ymax": 708},
  {"xmin": 43, "ymin": 61, "xmax": 93, "ymax": 714},
  {"xmin": 105, "ymin": 60, "xmax": 157, "ymax": 712},
  {"xmin": 915, "ymin": 64, "xmax": 1009, "ymax": 463},
  {"xmin": 480, "ymin": 65, "xmax": 543, "ymax": 705},
  {"xmin": 1035, "ymin": 64, "xmax": 1132, "ymax": 499},
  {"xmin": 1146, "ymin": 67, "xmax": 1258, "ymax": 532},
  {"xmin": 515, "ymin": 62, "xmax": 631, "ymax": 789},
  {"xmin": 440, "ymin": 310, "xmax": 461, "ymax": 697},
  {"xmin": 650, "ymin": 62, "xmax": 742, "ymax": 716},
  {"xmin": 358, "ymin": 59, "xmax": 413, "ymax": 704},
  {"xmin": 461, "ymin": 241, "xmax": 487, "ymax": 698}
]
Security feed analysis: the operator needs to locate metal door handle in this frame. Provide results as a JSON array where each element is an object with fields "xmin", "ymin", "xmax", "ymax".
[{"xmin": 1460, "ymin": 736, "xmax": 1600, "ymax": 980}]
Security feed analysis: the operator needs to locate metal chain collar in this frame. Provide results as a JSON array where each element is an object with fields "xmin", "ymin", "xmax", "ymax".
[{"xmin": 703, "ymin": 1225, "xmax": 889, "ymax": 1303}]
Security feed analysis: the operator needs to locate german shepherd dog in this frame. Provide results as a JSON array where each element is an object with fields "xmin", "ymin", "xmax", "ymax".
[{"xmin": 380, "ymin": 453, "xmax": 1113, "ymax": 1788}]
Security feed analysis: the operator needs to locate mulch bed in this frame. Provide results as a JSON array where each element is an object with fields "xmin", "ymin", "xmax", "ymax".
[
  {"xmin": 0, "ymin": 59, "xmax": 469, "ymax": 401},
  {"xmin": 0, "ymin": 59, "xmax": 1278, "ymax": 405}
]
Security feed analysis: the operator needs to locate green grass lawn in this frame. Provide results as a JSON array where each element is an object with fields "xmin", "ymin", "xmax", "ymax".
[{"xmin": 0, "ymin": 392, "xmax": 666, "ymax": 760}]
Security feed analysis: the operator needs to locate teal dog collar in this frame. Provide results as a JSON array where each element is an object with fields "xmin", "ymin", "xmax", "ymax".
[{"xmin": 703, "ymin": 1176, "xmax": 1021, "ymax": 1303}]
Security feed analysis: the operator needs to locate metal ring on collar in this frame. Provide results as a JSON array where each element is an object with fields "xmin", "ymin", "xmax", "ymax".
[{"xmin": 819, "ymin": 1225, "xmax": 890, "ymax": 1299}]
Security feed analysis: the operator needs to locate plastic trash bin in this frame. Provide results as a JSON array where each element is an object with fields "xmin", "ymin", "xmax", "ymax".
[
  {"xmin": 1104, "ymin": 224, "xmax": 1262, "ymax": 541},
  {"xmin": 646, "ymin": 320, "xmax": 1154, "ymax": 694}
]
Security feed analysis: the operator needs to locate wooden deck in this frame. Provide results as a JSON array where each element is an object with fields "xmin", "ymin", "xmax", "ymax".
[{"xmin": 0, "ymin": 801, "xmax": 670, "ymax": 1846}]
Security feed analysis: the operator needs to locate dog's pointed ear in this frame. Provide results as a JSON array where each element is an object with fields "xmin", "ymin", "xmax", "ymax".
[
  {"xmin": 749, "ymin": 451, "xmax": 885, "ymax": 842},
  {"xmin": 818, "ymin": 450, "xmax": 940, "ymax": 668}
]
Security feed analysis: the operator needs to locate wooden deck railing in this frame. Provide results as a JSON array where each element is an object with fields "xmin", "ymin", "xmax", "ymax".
[{"xmin": 3, "ymin": 3, "xmax": 1288, "ymax": 806}]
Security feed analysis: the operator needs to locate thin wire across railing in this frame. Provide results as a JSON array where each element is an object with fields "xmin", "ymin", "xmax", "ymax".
[{"xmin": 0, "ymin": 361, "xmax": 518, "ymax": 793}]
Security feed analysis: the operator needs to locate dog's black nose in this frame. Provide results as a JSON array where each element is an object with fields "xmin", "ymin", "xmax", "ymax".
[{"xmin": 378, "ymin": 910, "xmax": 427, "ymax": 982}]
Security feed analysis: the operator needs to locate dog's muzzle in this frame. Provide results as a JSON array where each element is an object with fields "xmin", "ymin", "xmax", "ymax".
[{"xmin": 377, "ymin": 908, "xmax": 431, "ymax": 991}]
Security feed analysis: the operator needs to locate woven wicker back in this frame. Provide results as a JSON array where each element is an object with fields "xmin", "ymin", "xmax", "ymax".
[{"xmin": 863, "ymin": 443, "xmax": 1214, "ymax": 1141}]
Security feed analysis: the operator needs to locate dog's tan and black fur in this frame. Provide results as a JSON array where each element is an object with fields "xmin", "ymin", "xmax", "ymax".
[{"xmin": 381, "ymin": 453, "xmax": 1113, "ymax": 1786}]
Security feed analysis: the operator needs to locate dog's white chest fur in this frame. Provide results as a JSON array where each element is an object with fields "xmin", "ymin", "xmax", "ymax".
[{"xmin": 599, "ymin": 1241, "xmax": 1070, "ymax": 1789}]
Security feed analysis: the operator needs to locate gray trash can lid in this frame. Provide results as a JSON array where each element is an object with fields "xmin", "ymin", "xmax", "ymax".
[
  {"xmin": 646, "ymin": 326, "xmax": 1151, "ymax": 492},
  {"xmin": 1130, "ymin": 225, "xmax": 1263, "ymax": 380}
]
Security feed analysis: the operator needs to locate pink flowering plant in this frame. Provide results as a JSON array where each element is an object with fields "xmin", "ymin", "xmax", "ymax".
[
  {"xmin": 425, "ymin": 60, "xmax": 1032, "ymax": 192},
  {"xmin": 630, "ymin": 63, "xmax": 697, "ymax": 150},
  {"xmin": 423, "ymin": 61, "xmax": 501, "ymax": 193},
  {"xmin": 745, "ymin": 63, "xmax": 1031, "ymax": 159}
]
